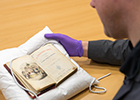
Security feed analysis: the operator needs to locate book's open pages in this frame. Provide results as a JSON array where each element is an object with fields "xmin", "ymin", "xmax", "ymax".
[
  {"xmin": 31, "ymin": 44, "xmax": 77, "ymax": 84},
  {"xmin": 5, "ymin": 44, "xmax": 77, "ymax": 96}
]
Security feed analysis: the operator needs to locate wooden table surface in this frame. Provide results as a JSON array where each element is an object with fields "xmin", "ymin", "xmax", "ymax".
[{"xmin": 0, "ymin": 0, "xmax": 124, "ymax": 100}]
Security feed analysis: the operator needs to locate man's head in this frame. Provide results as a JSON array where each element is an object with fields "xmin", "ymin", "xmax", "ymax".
[{"xmin": 90, "ymin": 0, "xmax": 140, "ymax": 46}]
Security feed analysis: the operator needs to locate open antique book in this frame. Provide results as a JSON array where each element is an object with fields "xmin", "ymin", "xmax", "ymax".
[{"xmin": 4, "ymin": 43, "xmax": 77, "ymax": 98}]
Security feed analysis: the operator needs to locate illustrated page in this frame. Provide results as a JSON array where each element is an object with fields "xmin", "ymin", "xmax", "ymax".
[{"xmin": 11, "ymin": 55, "xmax": 55, "ymax": 91}]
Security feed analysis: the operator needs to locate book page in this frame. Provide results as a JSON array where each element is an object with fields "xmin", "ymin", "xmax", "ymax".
[
  {"xmin": 31, "ymin": 44, "xmax": 77, "ymax": 84},
  {"xmin": 4, "ymin": 62, "xmax": 38, "ymax": 94},
  {"xmin": 14, "ymin": 70, "xmax": 38, "ymax": 94},
  {"xmin": 11, "ymin": 55, "xmax": 55, "ymax": 92}
]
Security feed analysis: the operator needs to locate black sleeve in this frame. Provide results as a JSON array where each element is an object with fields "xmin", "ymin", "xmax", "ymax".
[{"xmin": 88, "ymin": 39, "xmax": 132, "ymax": 65}]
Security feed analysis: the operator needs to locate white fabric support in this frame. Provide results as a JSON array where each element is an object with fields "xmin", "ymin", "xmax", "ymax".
[
  {"xmin": 0, "ymin": 26, "xmax": 96, "ymax": 100},
  {"xmin": 0, "ymin": 26, "xmax": 110, "ymax": 100}
]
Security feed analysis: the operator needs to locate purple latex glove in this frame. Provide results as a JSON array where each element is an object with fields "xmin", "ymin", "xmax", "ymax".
[{"xmin": 44, "ymin": 33, "xmax": 83, "ymax": 57}]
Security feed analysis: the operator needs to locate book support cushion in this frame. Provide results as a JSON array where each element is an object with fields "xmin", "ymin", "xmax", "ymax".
[{"xmin": 0, "ymin": 26, "xmax": 96, "ymax": 100}]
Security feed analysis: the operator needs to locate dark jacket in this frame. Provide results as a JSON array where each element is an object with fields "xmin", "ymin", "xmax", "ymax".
[
  {"xmin": 113, "ymin": 41, "xmax": 140, "ymax": 100},
  {"xmin": 88, "ymin": 40, "xmax": 140, "ymax": 100},
  {"xmin": 88, "ymin": 39, "xmax": 132, "ymax": 66}
]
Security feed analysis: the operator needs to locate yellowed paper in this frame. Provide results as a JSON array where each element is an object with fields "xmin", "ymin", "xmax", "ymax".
[
  {"xmin": 11, "ymin": 55, "xmax": 55, "ymax": 91},
  {"xmin": 31, "ymin": 44, "xmax": 77, "ymax": 83}
]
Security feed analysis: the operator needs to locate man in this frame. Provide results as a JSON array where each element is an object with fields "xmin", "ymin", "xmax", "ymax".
[{"xmin": 44, "ymin": 0, "xmax": 140, "ymax": 100}]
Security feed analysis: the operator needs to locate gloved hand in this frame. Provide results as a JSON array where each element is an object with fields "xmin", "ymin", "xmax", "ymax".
[{"xmin": 44, "ymin": 33, "xmax": 83, "ymax": 57}]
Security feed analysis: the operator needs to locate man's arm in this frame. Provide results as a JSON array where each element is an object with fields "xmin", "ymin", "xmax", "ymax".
[
  {"xmin": 44, "ymin": 33, "xmax": 132, "ymax": 66},
  {"xmin": 86, "ymin": 39, "xmax": 132, "ymax": 65}
]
